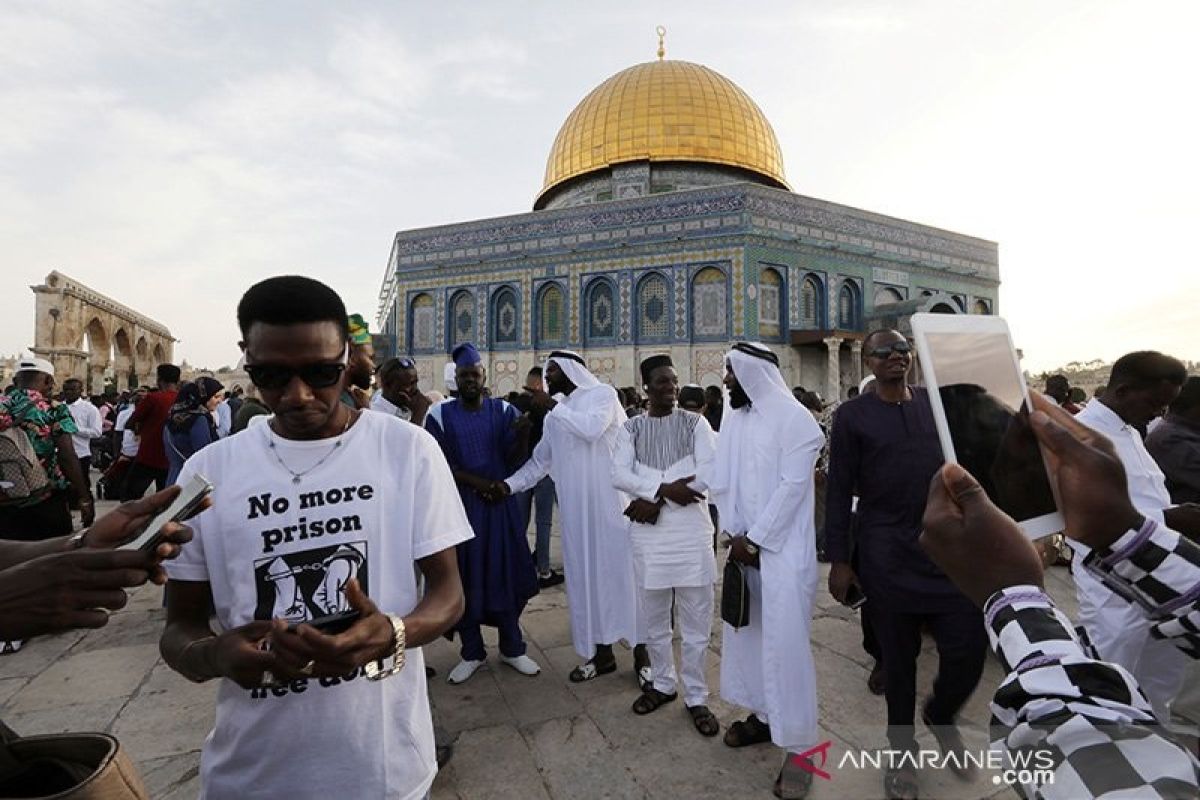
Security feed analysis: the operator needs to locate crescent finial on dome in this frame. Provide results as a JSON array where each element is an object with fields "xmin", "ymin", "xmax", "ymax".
[{"xmin": 656, "ymin": 26, "xmax": 666, "ymax": 60}]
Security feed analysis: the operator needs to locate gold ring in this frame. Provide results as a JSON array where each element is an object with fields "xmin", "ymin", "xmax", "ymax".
[
  {"xmin": 260, "ymin": 669, "xmax": 275, "ymax": 686},
  {"xmin": 300, "ymin": 660, "xmax": 315, "ymax": 676}
]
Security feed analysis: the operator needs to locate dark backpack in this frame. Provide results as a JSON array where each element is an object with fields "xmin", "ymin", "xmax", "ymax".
[{"xmin": 0, "ymin": 427, "xmax": 52, "ymax": 506}]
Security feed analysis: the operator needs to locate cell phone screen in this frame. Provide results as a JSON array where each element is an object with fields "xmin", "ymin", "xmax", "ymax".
[{"xmin": 923, "ymin": 331, "xmax": 1058, "ymax": 525}]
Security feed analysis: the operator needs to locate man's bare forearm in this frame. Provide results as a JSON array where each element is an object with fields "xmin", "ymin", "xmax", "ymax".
[
  {"xmin": 161, "ymin": 618, "xmax": 222, "ymax": 682},
  {"xmin": 404, "ymin": 550, "xmax": 465, "ymax": 647},
  {"xmin": 0, "ymin": 536, "xmax": 74, "ymax": 570}
]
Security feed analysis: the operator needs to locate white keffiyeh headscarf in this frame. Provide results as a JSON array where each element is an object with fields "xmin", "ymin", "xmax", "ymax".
[{"xmin": 545, "ymin": 350, "xmax": 600, "ymax": 392}]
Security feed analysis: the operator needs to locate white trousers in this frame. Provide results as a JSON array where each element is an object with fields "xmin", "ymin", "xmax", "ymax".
[{"xmin": 642, "ymin": 584, "xmax": 713, "ymax": 706}]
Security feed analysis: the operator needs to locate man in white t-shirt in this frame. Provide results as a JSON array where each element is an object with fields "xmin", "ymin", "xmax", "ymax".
[
  {"xmin": 161, "ymin": 276, "xmax": 471, "ymax": 800},
  {"xmin": 114, "ymin": 388, "xmax": 145, "ymax": 459},
  {"xmin": 63, "ymin": 377, "xmax": 103, "ymax": 487}
]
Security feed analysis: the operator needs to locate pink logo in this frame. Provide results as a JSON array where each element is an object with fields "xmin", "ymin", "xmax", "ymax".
[{"xmin": 791, "ymin": 741, "xmax": 833, "ymax": 780}]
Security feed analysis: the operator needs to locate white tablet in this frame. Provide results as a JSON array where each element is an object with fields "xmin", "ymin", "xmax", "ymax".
[{"xmin": 911, "ymin": 313, "xmax": 1064, "ymax": 539}]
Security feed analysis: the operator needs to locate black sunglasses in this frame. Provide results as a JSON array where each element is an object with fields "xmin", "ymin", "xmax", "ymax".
[
  {"xmin": 866, "ymin": 341, "xmax": 913, "ymax": 359},
  {"xmin": 246, "ymin": 362, "xmax": 347, "ymax": 390}
]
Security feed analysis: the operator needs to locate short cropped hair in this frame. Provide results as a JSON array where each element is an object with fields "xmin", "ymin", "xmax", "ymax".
[
  {"xmin": 1109, "ymin": 351, "xmax": 1187, "ymax": 392},
  {"xmin": 157, "ymin": 364, "xmax": 181, "ymax": 384},
  {"xmin": 237, "ymin": 275, "xmax": 348, "ymax": 343},
  {"xmin": 863, "ymin": 328, "xmax": 901, "ymax": 352},
  {"xmin": 1171, "ymin": 376, "xmax": 1200, "ymax": 414},
  {"xmin": 527, "ymin": 366, "xmax": 543, "ymax": 377}
]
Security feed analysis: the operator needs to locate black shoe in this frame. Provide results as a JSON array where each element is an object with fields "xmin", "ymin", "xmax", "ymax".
[{"xmin": 538, "ymin": 569, "xmax": 564, "ymax": 588}]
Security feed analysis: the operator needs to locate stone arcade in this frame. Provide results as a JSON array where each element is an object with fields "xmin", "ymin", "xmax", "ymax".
[{"xmin": 30, "ymin": 270, "xmax": 175, "ymax": 393}]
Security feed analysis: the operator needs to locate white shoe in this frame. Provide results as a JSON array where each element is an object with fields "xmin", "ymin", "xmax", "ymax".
[
  {"xmin": 447, "ymin": 659, "xmax": 485, "ymax": 684},
  {"xmin": 500, "ymin": 654, "xmax": 541, "ymax": 676}
]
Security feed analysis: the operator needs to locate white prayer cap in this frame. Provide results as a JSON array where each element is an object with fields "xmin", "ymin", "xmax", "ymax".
[
  {"xmin": 545, "ymin": 350, "xmax": 599, "ymax": 391},
  {"xmin": 443, "ymin": 362, "xmax": 457, "ymax": 392},
  {"xmin": 15, "ymin": 356, "xmax": 55, "ymax": 378}
]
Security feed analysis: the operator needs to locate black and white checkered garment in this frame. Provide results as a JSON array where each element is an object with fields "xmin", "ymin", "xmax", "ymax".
[
  {"xmin": 1090, "ymin": 519, "xmax": 1200, "ymax": 658},
  {"xmin": 985, "ymin": 586, "xmax": 1199, "ymax": 799}
]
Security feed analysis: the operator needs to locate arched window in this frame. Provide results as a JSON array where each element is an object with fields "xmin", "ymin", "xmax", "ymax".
[
  {"xmin": 690, "ymin": 267, "xmax": 727, "ymax": 339},
  {"xmin": 838, "ymin": 281, "xmax": 860, "ymax": 329},
  {"xmin": 758, "ymin": 267, "xmax": 783, "ymax": 338},
  {"xmin": 952, "ymin": 295, "xmax": 967, "ymax": 312},
  {"xmin": 585, "ymin": 279, "xmax": 615, "ymax": 342},
  {"xmin": 973, "ymin": 298, "xmax": 990, "ymax": 315},
  {"xmin": 800, "ymin": 274, "xmax": 822, "ymax": 329},
  {"xmin": 536, "ymin": 283, "xmax": 565, "ymax": 345},
  {"xmin": 409, "ymin": 293, "xmax": 435, "ymax": 351},
  {"xmin": 491, "ymin": 287, "xmax": 518, "ymax": 346},
  {"xmin": 636, "ymin": 273, "xmax": 670, "ymax": 341},
  {"xmin": 449, "ymin": 290, "xmax": 476, "ymax": 348},
  {"xmin": 874, "ymin": 286, "xmax": 903, "ymax": 307}
]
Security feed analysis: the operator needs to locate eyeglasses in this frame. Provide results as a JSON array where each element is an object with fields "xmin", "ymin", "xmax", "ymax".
[
  {"xmin": 245, "ymin": 346, "xmax": 350, "ymax": 391},
  {"xmin": 866, "ymin": 341, "xmax": 913, "ymax": 359}
]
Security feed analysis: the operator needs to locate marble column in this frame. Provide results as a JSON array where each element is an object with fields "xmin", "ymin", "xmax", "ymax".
[
  {"xmin": 823, "ymin": 336, "xmax": 841, "ymax": 403},
  {"xmin": 849, "ymin": 340, "xmax": 863, "ymax": 390}
]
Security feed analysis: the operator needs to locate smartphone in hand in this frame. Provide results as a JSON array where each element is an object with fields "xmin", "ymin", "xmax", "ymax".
[
  {"xmin": 289, "ymin": 610, "xmax": 361, "ymax": 635},
  {"xmin": 118, "ymin": 473, "xmax": 213, "ymax": 551}
]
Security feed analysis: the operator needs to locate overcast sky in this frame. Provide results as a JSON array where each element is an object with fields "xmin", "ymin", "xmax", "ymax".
[{"xmin": 2, "ymin": 1, "xmax": 1196, "ymax": 373}]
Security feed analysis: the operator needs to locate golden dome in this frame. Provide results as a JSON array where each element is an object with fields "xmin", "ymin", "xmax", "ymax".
[{"xmin": 537, "ymin": 59, "xmax": 788, "ymax": 207}]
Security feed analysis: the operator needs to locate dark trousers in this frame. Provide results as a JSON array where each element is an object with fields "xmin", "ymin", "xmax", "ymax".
[
  {"xmin": 78, "ymin": 456, "xmax": 92, "ymax": 491},
  {"xmin": 861, "ymin": 603, "xmax": 881, "ymax": 662},
  {"xmin": 121, "ymin": 462, "xmax": 167, "ymax": 501},
  {"xmin": 0, "ymin": 491, "xmax": 74, "ymax": 540},
  {"xmin": 868, "ymin": 603, "xmax": 988, "ymax": 752},
  {"xmin": 458, "ymin": 612, "xmax": 526, "ymax": 661}
]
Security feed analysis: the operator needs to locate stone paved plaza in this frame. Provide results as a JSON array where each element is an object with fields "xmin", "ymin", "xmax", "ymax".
[{"xmin": 0, "ymin": 499, "xmax": 1078, "ymax": 799}]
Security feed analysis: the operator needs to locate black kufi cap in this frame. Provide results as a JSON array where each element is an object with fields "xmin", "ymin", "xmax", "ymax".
[{"xmin": 639, "ymin": 354, "xmax": 674, "ymax": 383}]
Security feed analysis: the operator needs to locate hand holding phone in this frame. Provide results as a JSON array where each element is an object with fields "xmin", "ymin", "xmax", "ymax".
[
  {"xmin": 118, "ymin": 473, "xmax": 213, "ymax": 552},
  {"xmin": 289, "ymin": 610, "xmax": 361, "ymax": 635}
]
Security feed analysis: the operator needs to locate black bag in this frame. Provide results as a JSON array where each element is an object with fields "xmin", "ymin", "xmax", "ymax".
[{"xmin": 721, "ymin": 559, "xmax": 750, "ymax": 628}]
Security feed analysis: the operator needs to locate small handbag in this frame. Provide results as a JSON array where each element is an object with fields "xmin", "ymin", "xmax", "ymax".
[
  {"xmin": 721, "ymin": 558, "xmax": 751, "ymax": 628},
  {"xmin": 0, "ymin": 721, "xmax": 148, "ymax": 799}
]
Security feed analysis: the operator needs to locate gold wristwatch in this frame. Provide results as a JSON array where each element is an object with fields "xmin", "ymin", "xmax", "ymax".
[
  {"xmin": 743, "ymin": 537, "xmax": 760, "ymax": 556},
  {"xmin": 365, "ymin": 613, "xmax": 406, "ymax": 681}
]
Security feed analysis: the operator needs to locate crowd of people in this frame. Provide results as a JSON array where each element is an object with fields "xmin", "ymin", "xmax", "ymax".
[{"xmin": 1, "ymin": 273, "xmax": 1199, "ymax": 800}]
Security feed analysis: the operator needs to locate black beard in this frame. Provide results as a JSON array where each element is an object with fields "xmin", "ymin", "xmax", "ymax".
[{"xmin": 728, "ymin": 383, "xmax": 751, "ymax": 409}]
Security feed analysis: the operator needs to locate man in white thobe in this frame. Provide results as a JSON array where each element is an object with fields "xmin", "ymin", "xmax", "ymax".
[
  {"xmin": 501, "ymin": 350, "xmax": 646, "ymax": 682},
  {"xmin": 1068, "ymin": 351, "xmax": 1199, "ymax": 723},
  {"xmin": 710, "ymin": 342, "xmax": 822, "ymax": 800},
  {"xmin": 612, "ymin": 354, "xmax": 719, "ymax": 735}
]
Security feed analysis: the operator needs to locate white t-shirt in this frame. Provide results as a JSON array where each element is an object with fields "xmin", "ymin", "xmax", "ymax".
[
  {"xmin": 167, "ymin": 411, "xmax": 473, "ymax": 800},
  {"xmin": 115, "ymin": 406, "xmax": 139, "ymax": 457}
]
